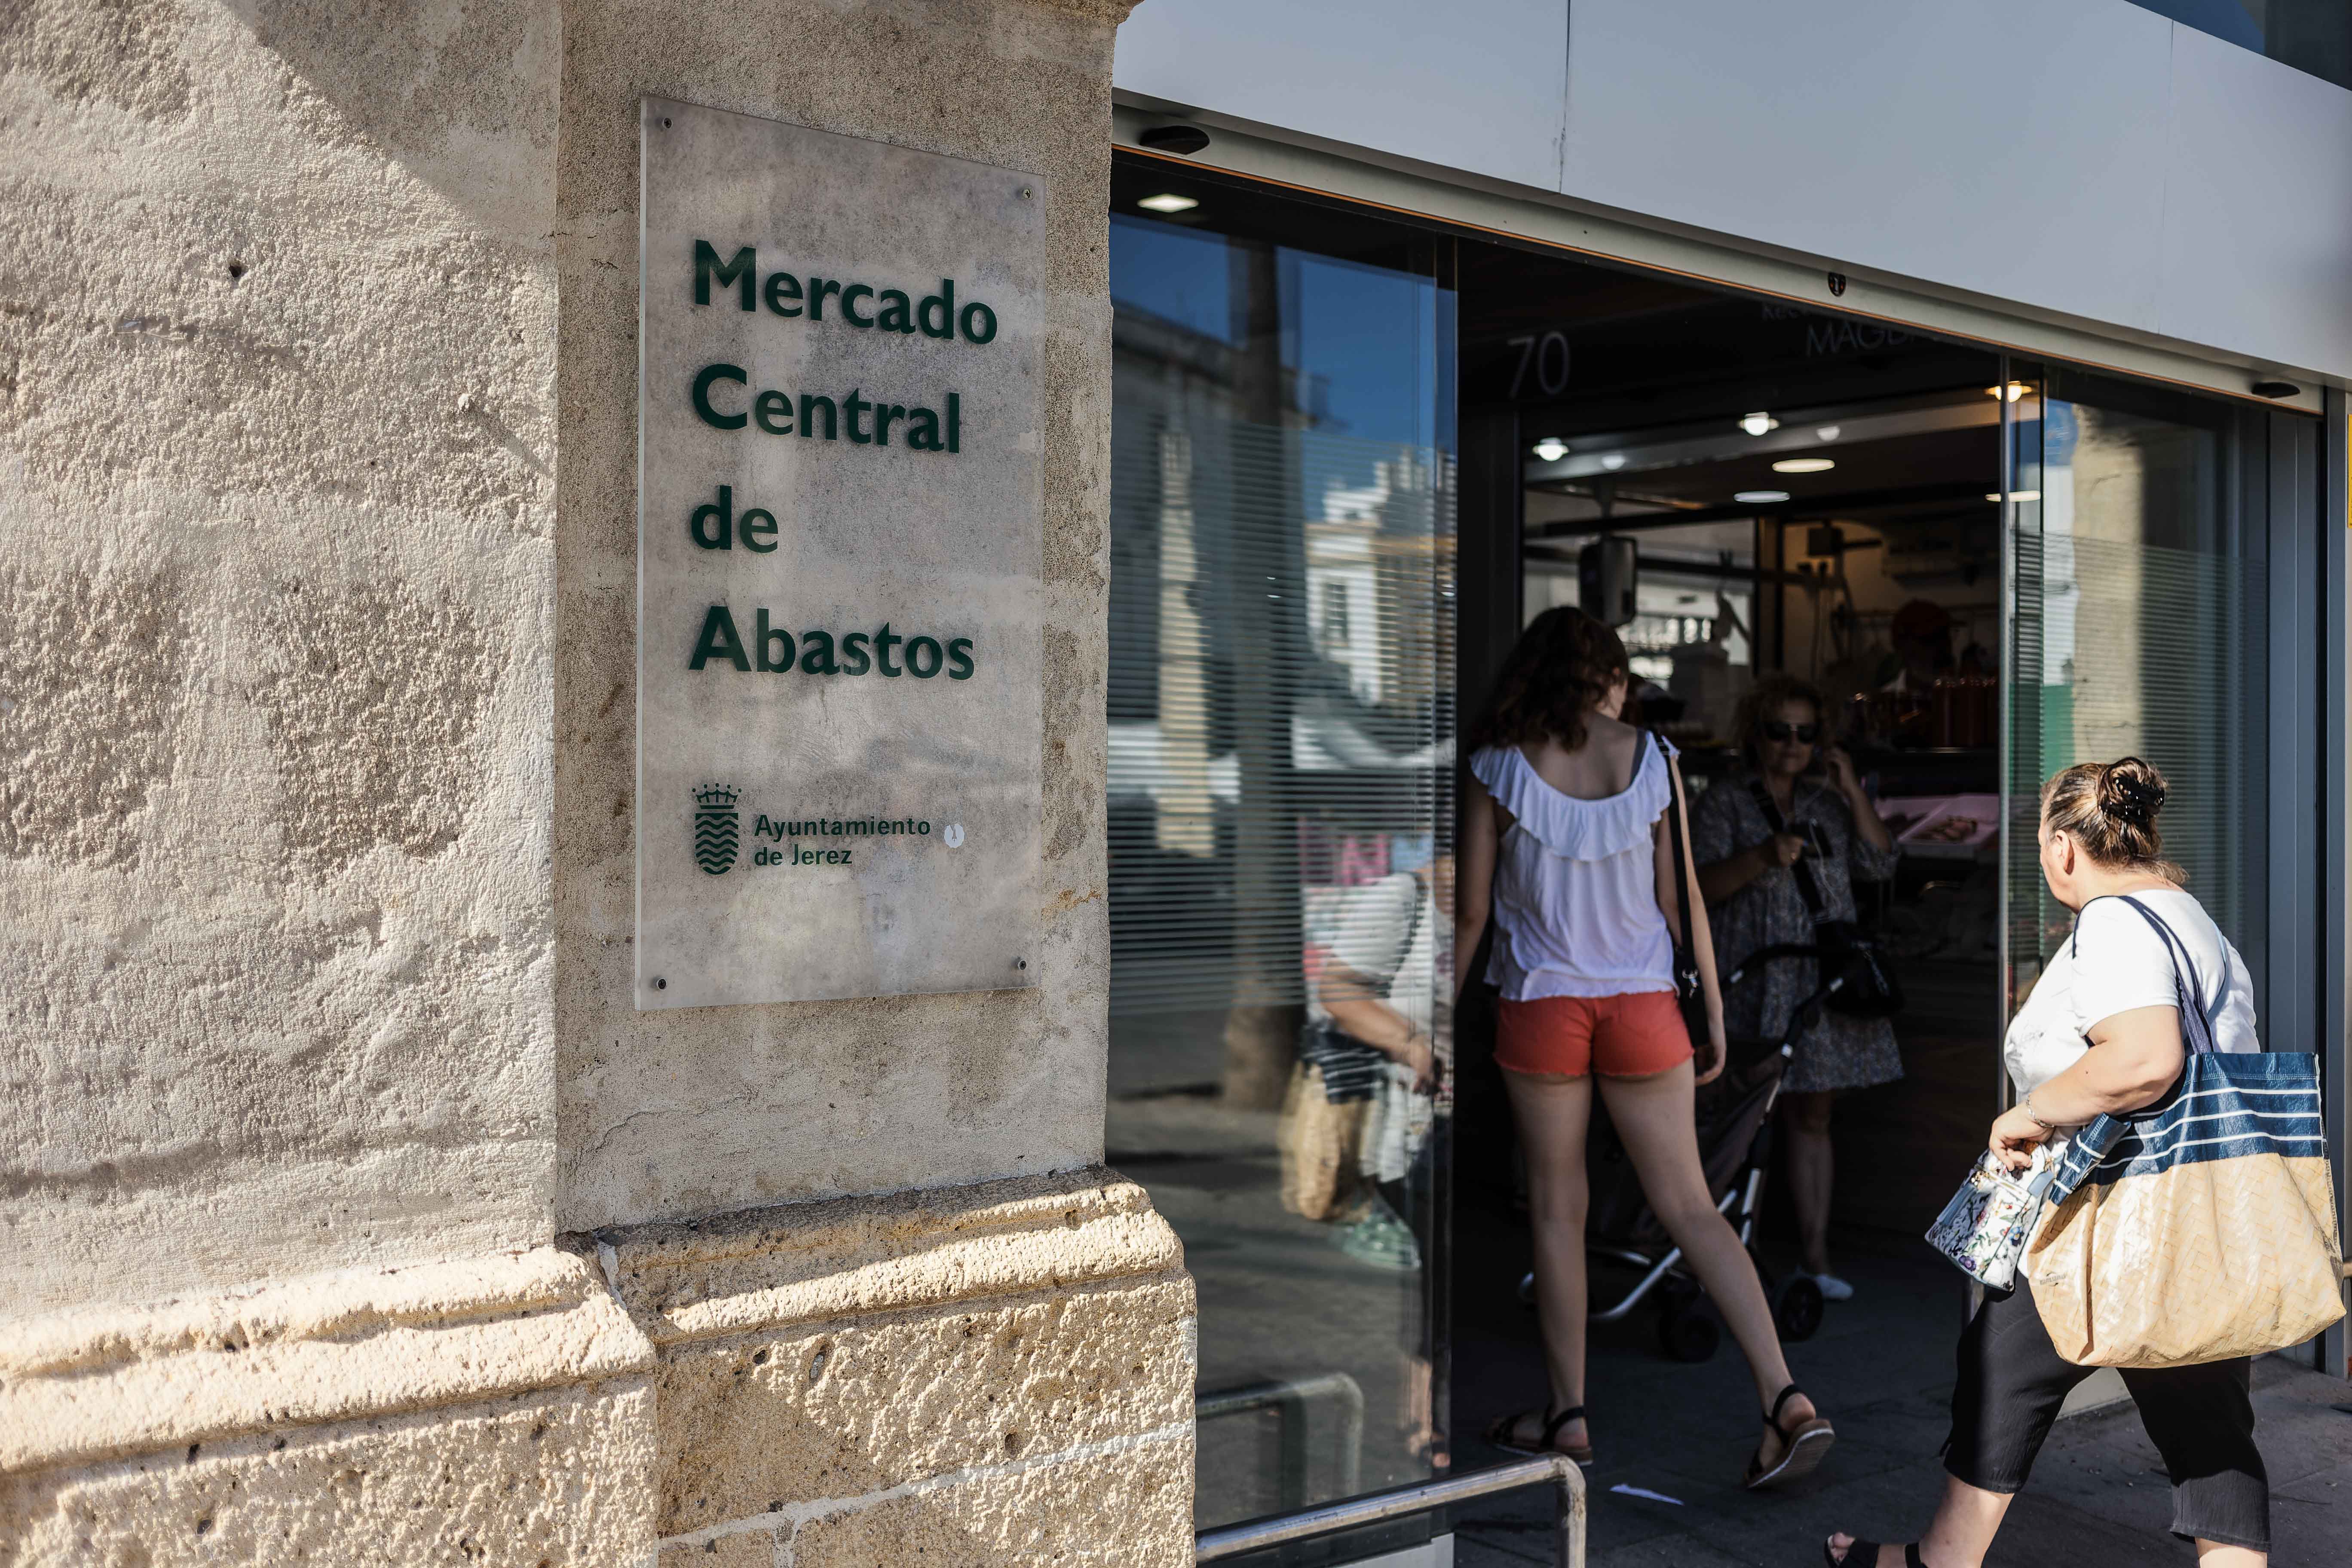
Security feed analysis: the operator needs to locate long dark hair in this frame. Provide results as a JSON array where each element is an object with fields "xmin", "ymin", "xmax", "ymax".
[{"xmin": 1467, "ymin": 606, "xmax": 1629, "ymax": 754}]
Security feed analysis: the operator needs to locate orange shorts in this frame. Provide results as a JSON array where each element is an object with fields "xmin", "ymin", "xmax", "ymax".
[{"xmin": 1494, "ymin": 991, "xmax": 1692, "ymax": 1079}]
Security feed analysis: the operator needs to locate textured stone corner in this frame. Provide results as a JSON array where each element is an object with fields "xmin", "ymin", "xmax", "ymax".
[
  {"xmin": 0, "ymin": 1383, "xmax": 655, "ymax": 1568},
  {"xmin": 0, "ymin": 1246, "xmax": 653, "ymax": 1477},
  {"xmin": 0, "ymin": 1247, "xmax": 659, "ymax": 1564},
  {"xmin": 594, "ymin": 1168, "xmax": 1196, "ymax": 1565},
  {"xmin": 592, "ymin": 1166, "xmax": 1185, "ymax": 1344}
]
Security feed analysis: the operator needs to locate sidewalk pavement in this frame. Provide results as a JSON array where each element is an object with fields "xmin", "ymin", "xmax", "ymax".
[{"xmin": 1452, "ymin": 1239, "xmax": 2351, "ymax": 1566}]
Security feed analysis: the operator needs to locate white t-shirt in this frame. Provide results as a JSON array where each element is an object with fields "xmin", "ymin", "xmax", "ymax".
[
  {"xmin": 1470, "ymin": 739, "xmax": 1676, "ymax": 1000},
  {"xmin": 2004, "ymin": 889, "xmax": 2258, "ymax": 1103},
  {"xmin": 1307, "ymin": 871, "xmax": 1436, "ymax": 1036}
]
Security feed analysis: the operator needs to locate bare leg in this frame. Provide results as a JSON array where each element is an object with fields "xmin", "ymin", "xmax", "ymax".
[
  {"xmin": 1828, "ymin": 1474, "xmax": 2010, "ymax": 1565},
  {"xmin": 1828, "ymin": 1476, "xmax": 2267, "ymax": 1566},
  {"xmin": 1598, "ymin": 1062, "xmax": 1809, "ymax": 1434},
  {"xmin": 1500, "ymin": 1070, "xmax": 1592, "ymax": 1452},
  {"xmin": 1781, "ymin": 1090, "xmax": 1837, "ymax": 1277},
  {"xmin": 2193, "ymin": 1545, "xmax": 2265, "ymax": 1568}
]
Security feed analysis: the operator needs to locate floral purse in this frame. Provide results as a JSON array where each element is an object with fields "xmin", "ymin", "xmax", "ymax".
[{"xmin": 1926, "ymin": 1144, "xmax": 2056, "ymax": 1290}]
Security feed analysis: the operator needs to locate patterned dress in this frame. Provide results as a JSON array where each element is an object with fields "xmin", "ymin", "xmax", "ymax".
[{"xmin": 1688, "ymin": 774, "xmax": 1902, "ymax": 1094}]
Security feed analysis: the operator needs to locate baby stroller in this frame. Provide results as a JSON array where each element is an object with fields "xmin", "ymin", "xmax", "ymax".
[{"xmin": 1516, "ymin": 945, "xmax": 1836, "ymax": 1362}]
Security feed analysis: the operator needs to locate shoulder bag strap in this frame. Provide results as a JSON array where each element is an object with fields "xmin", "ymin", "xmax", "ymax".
[
  {"xmin": 1746, "ymin": 776, "xmax": 1831, "ymax": 922},
  {"xmin": 2111, "ymin": 894, "xmax": 2222, "ymax": 1057},
  {"xmin": 1647, "ymin": 733, "xmax": 1688, "ymax": 937}
]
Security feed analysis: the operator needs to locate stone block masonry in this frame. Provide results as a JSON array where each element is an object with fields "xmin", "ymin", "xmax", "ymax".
[
  {"xmin": 0, "ymin": 0, "xmax": 1178, "ymax": 1561},
  {"xmin": 0, "ymin": 1172, "xmax": 1191, "ymax": 1565}
]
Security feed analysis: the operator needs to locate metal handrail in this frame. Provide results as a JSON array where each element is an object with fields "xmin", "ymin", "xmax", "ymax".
[
  {"xmin": 1195, "ymin": 1453, "xmax": 1586, "ymax": 1566},
  {"xmin": 1195, "ymin": 1372, "xmax": 1365, "ymax": 1507}
]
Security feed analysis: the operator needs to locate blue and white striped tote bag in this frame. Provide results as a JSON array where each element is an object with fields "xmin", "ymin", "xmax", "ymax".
[{"xmin": 2022, "ymin": 896, "xmax": 2344, "ymax": 1368}]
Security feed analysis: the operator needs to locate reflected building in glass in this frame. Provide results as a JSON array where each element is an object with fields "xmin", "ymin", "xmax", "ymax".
[{"xmin": 1104, "ymin": 206, "xmax": 1457, "ymax": 1532}]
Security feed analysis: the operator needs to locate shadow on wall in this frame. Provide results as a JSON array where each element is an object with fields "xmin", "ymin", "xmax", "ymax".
[
  {"xmin": 227, "ymin": 0, "xmax": 560, "ymax": 233},
  {"xmin": 4, "ymin": 0, "xmax": 557, "ymax": 232}
]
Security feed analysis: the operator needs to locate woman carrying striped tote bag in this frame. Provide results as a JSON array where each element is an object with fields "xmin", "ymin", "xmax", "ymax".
[{"xmin": 2023, "ymin": 894, "xmax": 2344, "ymax": 1368}]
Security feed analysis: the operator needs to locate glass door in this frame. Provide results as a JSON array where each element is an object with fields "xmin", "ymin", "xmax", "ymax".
[
  {"xmin": 1105, "ymin": 162, "xmax": 1458, "ymax": 1545},
  {"xmin": 2000, "ymin": 360, "xmax": 2269, "ymax": 1049}
]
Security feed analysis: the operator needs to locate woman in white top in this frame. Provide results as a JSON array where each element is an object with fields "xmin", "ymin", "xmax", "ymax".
[
  {"xmin": 1828, "ymin": 758, "xmax": 2271, "ymax": 1568},
  {"xmin": 1458, "ymin": 607, "xmax": 1835, "ymax": 1490}
]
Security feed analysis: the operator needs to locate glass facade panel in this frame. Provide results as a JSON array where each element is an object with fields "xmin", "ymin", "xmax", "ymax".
[
  {"xmin": 2125, "ymin": 0, "xmax": 2352, "ymax": 89},
  {"xmin": 2005, "ymin": 372, "xmax": 2267, "ymax": 999},
  {"xmin": 1105, "ymin": 159, "xmax": 2328, "ymax": 1559},
  {"xmin": 1106, "ymin": 208, "xmax": 1456, "ymax": 1529}
]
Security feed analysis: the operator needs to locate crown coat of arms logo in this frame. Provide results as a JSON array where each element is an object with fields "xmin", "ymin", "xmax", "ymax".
[{"xmin": 692, "ymin": 784, "xmax": 740, "ymax": 875}]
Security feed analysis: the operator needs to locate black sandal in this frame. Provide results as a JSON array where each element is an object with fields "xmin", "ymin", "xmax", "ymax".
[
  {"xmin": 1822, "ymin": 1541, "xmax": 1927, "ymax": 1567},
  {"xmin": 1484, "ymin": 1403, "xmax": 1593, "ymax": 1466},
  {"xmin": 1744, "ymin": 1383, "xmax": 1834, "ymax": 1490}
]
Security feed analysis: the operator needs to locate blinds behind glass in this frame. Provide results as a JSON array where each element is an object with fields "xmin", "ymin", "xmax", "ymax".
[
  {"xmin": 1108, "ymin": 412, "xmax": 1453, "ymax": 1016},
  {"xmin": 2006, "ymin": 394, "xmax": 2263, "ymax": 976},
  {"xmin": 2013, "ymin": 533, "xmax": 2261, "ymax": 962}
]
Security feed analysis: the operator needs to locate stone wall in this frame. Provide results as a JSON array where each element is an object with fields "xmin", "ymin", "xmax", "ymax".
[
  {"xmin": 0, "ymin": 1171, "xmax": 1190, "ymax": 1566},
  {"xmin": 607, "ymin": 1172, "xmax": 1193, "ymax": 1565},
  {"xmin": 0, "ymin": 0, "xmax": 563, "ymax": 1319},
  {"xmin": 0, "ymin": 0, "xmax": 1185, "ymax": 1562},
  {"xmin": 554, "ymin": 0, "xmax": 1129, "ymax": 1229}
]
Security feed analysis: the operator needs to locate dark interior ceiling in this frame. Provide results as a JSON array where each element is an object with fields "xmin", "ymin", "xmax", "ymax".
[{"xmin": 1109, "ymin": 151, "xmax": 2011, "ymax": 536}]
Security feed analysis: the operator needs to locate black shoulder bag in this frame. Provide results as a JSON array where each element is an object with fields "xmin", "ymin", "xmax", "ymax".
[
  {"xmin": 1746, "ymin": 778, "xmax": 1904, "ymax": 1020},
  {"xmin": 1651, "ymin": 733, "xmax": 1735, "ymax": 1086},
  {"xmin": 1652, "ymin": 733, "xmax": 1706, "ymax": 1018}
]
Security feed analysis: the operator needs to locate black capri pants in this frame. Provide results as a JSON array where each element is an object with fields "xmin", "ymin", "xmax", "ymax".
[{"xmin": 1945, "ymin": 1278, "xmax": 2268, "ymax": 1552}]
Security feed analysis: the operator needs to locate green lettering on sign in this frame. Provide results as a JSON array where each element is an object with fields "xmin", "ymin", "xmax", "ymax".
[{"xmin": 694, "ymin": 241, "xmax": 756, "ymax": 309}]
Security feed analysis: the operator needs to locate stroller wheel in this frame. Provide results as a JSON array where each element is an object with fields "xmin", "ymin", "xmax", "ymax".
[
  {"xmin": 1655, "ymin": 1302, "xmax": 1720, "ymax": 1363},
  {"xmin": 1773, "ymin": 1274, "xmax": 1825, "ymax": 1341}
]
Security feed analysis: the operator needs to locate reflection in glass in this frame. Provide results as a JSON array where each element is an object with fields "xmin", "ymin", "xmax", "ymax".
[
  {"xmin": 1524, "ymin": 521, "xmax": 1756, "ymax": 740},
  {"xmin": 2006, "ymin": 380, "xmax": 2265, "ymax": 997},
  {"xmin": 1107, "ymin": 212, "xmax": 1455, "ymax": 1528},
  {"xmin": 2125, "ymin": 0, "xmax": 2352, "ymax": 90}
]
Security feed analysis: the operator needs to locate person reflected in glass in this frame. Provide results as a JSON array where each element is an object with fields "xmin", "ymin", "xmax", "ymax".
[
  {"xmin": 1692, "ymin": 676, "xmax": 1899, "ymax": 1301},
  {"xmin": 1292, "ymin": 848, "xmax": 1448, "ymax": 1270},
  {"xmin": 1457, "ymin": 608, "xmax": 1834, "ymax": 1489},
  {"xmin": 1308, "ymin": 844, "xmax": 1452, "ymax": 1464}
]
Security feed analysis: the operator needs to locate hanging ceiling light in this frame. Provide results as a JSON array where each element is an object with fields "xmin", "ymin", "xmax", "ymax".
[
  {"xmin": 1137, "ymin": 193, "xmax": 1199, "ymax": 214},
  {"xmin": 1740, "ymin": 411, "xmax": 1779, "ymax": 436},
  {"xmin": 1532, "ymin": 437, "xmax": 1568, "ymax": 462},
  {"xmin": 1772, "ymin": 456, "xmax": 1836, "ymax": 474},
  {"xmin": 1734, "ymin": 489, "xmax": 1791, "ymax": 504},
  {"xmin": 1815, "ymin": 425, "xmax": 1841, "ymax": 441},
  {"xmin": 1600, "ymin": 453, "xmax": 1626, "ymax": 470},
  {"xmin": 1985, "ymin": 381, "xmax": 2030, "ymax": 402}
]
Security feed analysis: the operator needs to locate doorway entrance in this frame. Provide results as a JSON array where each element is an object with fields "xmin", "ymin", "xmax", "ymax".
[
  {"xmin": 1102, "ymin": 150, "xmax": 2329, "ymax": 1565},
  {"xmin": 1447, "ymin": 253, "xmax": 2318, "ymax": 1560}
]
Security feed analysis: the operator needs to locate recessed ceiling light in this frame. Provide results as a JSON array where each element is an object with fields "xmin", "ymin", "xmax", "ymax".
[
  {"xmin": 1735, "ymin": 489, "xmax": 1791, "ymax": 504},
  {"xmin": 1532, "ymin": 437, "xmax": 1568, "ymax": 462},
  {"xmin": 1137, "ymin": 193, "xmax": 1199, "ymax": 214},
  {"xmin": 1985, "ymin": 381, "xmax": 2030, "ymax": 402},
  {"xmin": 1815, "ymin": 425, "xmax": 1841, "ymax": 441},
  {"xmin": 1600, "ymin": 453, "xmax": 1626, "ymax": 470},
  {"xmin": 1984, "ymin": 490, "xmax": 2043, "ymax": 502},
  {"xmin": 1772, "ymin": 457, "xmax": 1836, "ymax": 474},
  {"xmin": 1740, "ymin": 411, "xmax": 1779, "ymax": 436}
]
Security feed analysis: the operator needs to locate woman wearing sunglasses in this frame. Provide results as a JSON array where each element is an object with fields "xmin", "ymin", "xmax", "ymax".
[{"xmin": 1690, "ymin": 675, "xmax": 1899, "ymax": 1302}]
